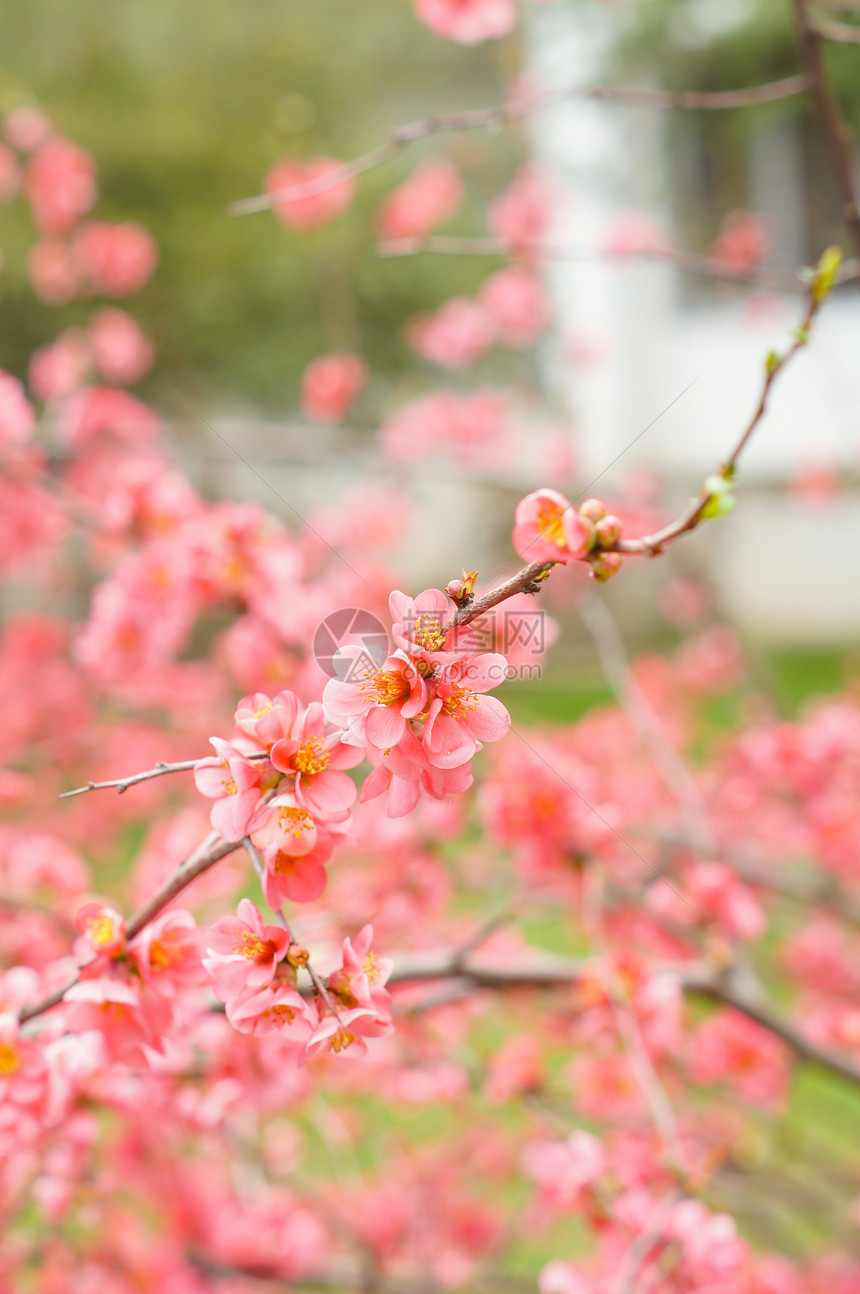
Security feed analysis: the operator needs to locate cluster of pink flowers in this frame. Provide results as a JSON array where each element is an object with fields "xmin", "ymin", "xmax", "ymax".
[
  {"xmin": 203, "ymin": 901, "xmax": 394, "ymax": 1061},
  {"xmin": 413, "ymin": 0, "xmax": 517, "ymax": 44},
  {"xmin": 323, "ymin": 587, "xmax": 511, "ymax": 816},
  {"xmin": 513, "ymin": 487, "xmax": 626, "ymax": 581},
  {"xmin": 408, "ymin": 265, "xmax": 548, "ymax": 367}
]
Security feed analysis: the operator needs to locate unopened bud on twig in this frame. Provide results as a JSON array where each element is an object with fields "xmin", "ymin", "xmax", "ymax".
[
  {"xmin": 589, "ymin": 552, "xmax": 623, "ymax": 583},
  {"xmin": 579, "ymin": 498, "xmax": 607, "ymax": 524},
  {"xmin": 594, "ymin": 515, "xmax": 623, "ymax": 547},
  {"xmin": 286, "ymin": 944, "xmax": 310, "ymax": 969}
]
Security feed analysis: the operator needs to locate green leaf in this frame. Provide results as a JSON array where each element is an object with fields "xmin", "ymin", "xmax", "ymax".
[
  {"xmin": 812, "ymin": 245, "xmax": 844, "ymax": 302},
  {"xmin": 701, "ymin": 492, "xmax": 736, "ymax": 520}
]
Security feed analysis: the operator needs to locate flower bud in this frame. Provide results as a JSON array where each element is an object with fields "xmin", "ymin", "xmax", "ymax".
[
  {"xmin": 446, "ymin": 579, "xmax": 466, "ymax": 602},
  {"xmin": 595, "ymin": 515, "xmax": 623, "ymax": 547},
  {"xmin": 579, "ymin": 498, "xmax": 607, "ymax": 524},
  {"xmin": 589, "ymin": 552, "xmax": 623, "ymax": 583},
  {"xmin": 286, "ymin": 943, "xmax": 310, "ymax": 969}
]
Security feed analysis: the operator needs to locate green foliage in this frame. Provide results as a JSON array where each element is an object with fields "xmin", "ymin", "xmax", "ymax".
[{"xmin": 0, "ymin": 0, "xmax": 519, "ymax": 409}]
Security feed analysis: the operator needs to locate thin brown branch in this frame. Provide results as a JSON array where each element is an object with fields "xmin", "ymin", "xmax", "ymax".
[
  {"xmin": 379, "ymin": 236, "xmax": 859, "ymax": 291},
  {"xmin": 228, "ymin": 76, "xmax": 809, "ymax": 217},
  {"xmin": 446, "ymin": 559, "xmax": 556, "ymax": 632},
  {"xmin": 19, "ymin": 827, "xmax": 248, "ymax": 1025},
  {"xmin": 616, "ymin": 279, "xmax": 823, "ymax": 556},
  {"xmin": 809, "ymin": 9, "xmax": 860, "ymax": 45},
  {"xmin": 59, "ymin": 751, "xmax": 270, "ymax": 799},
  {"xmin": 791, "ymin": 0, "xmax": 860, "ymax": 258},
  {"xmin": 386, "ymin": 949, "xmax": 860, "ymax": 1088}
]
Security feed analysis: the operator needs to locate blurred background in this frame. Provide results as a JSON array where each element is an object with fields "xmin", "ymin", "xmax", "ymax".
[{"xmin": 2, "ymin": 0, "xmax": 859, "ymax": 696}]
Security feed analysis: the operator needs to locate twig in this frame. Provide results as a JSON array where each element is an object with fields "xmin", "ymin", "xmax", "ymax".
[
  {"xmin": 59, "ymin": 751, "xmax": 270, "ymax": 799},
  {"xmin": 228, "ymin": 76, "xmax": 810, "ymax": 217},
  {"xmin": 809, "ymin": 10, "xmax": 860, "ymax": 42},
  {"xmin": 615, "ymin": 276, "xmax": 825, "ymax": 556},
  {"xmin": 18, "ymin": 829, "xmax": 243, "ymax": 1025},
  {"xmin": 791, "ymin": 0, "xmax": 860, "ymax": 259},
  {"xmin": 379, "ymin": 236, "xmax": 860, "ymax": 291},
  {"xmin": 613, "ymin": 1190, "xmax": 679, "ymax": 1294},
  {"xmin": 385, "ymin": 948, "xmax": 860, "ymax": 1088},
  {"xmin": 241, "ymin": 836, "xmax": 342, "ymax": 1022}
]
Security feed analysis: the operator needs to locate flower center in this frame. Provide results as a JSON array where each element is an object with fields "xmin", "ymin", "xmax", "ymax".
[
  {"xmin": 413, "ymin": 613, "xmax": 446, "ymax": 652},
  {"xmin": 537, "ymin": 503, "xmax": 567, "ymax": 549},
  {"xmin": 294, "ymin": 737, "xmax": 330, "ymax": 776},
  {"xmin": 441, "ymin": 684, "xmax": 478, "ymax": 719},
  {"xmin": 0, "ymin": 1042, "xmax": 19, "ymax": 1075},
  {"xmin": 277, "ymin": 806, "xmax": 313, "ymax": 838},
  {"xmin": 362, "ymin": 951, "xmax": 381, "ymax": 984},
  {"xmin": 329, "ymin": 1028, "xmax": 356, "ymax": 1053},
  {"xmin": 234, "ymin": 931, "xmax": 276, "ymax": 963},
  {"xmin": 365, "ymin": 668, "xmax": 409, "ymax": 707},
  {"xmin": 86, "ymin": 915, "xmax": 119, "ymax": 948}
]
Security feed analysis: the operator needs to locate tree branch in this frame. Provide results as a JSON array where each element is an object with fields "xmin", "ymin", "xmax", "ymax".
[
  {"xmin": 387, "ymin": 949, "xmax": 860, "ymax": 1088},
  {"xmin": 809, "ymin": 10, "xmax": 860, "ymax": 42},
  {"xmin": 379, "ymin": 236, "xmax": 860, "ymax": 291},
  {"xmin": 228, "ymin": 76, "xmax": 810, "ymax": 217},
  {"xmin": 59, "ymin": 751, "xmax": 270, "ymax": 799},
  {"xmin": 791, "ymin": 0, "xmax": 860, "ymax": 259}
]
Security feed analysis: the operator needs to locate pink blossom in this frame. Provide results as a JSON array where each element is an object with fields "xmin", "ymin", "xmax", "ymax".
[
  {"xmin": 23, "ymin": 137, "xmax": 97, "ymax": 233},
  {"xmin": 300, "ymin": 353, "xmax": 367, "ymax": 424},
  {"xmin": 62, "ymin": 976, "xmax": 164, "ymax": 1066},
  {"xmin": 712, "ymin": 209, "xmax": 772, "ymax": 272},
  {"xmin": 260, "ymin": 836, "xmax": 333, "ymax": 906},
  {"xmin": 299, "ymin": 1002, "xmax": 394, "ymax": 1064},
  {"xmin": 479, "ymin": 266, "xmax": 548, "ymax": 348},
  {"xmin": 225, "ymin": 976, "xmax": 315, "ymax": 1039},
  {"xmin": 523, "ymin": 1130, "xmax": 606, "ymax": 1212},
  {"xmin": 602, "ymin": 208, "xmax": 669, "ymax": 257},
  {"xmin": 58, "ymin": 386, "xmax": 162, "ymax": 446},
  {"xmin": 0, "ymin": 373, "xmax": 35, "ymax": 445},
  {"xmin": 323, "ymin": 648, "xmax": 428, "ymax": 753},
  {"xmin": 75, "ymin": 903, "xmax": 126, "ymax": 961},
  {"xmin": 268, "ymin": 702, "xmax": 359, "ymax": 820},
  {"xmin": 376, "ymin": 156, "xmax": 463, "ymax": 240},
  {"xmin": 4, "ymin": 107, "xmax": 52, "ymax": 152},
  {"xmin": 488, "ymin": 164, "xmax": 552, "ymax": 250},
  {"xmin": 28, "ymin": 239, "xmax": 81, "ymax": 304},
  {"xmin": 0, "ymin": 1013, "xmax": 48, "ymax": 1112},
  {"xmin": 512, "ymin": 487, "xmax": 592, "ymax": 562},
  {"xmin": 326, "ymin": 924, "xmax": 393, "ymax": 1014},
  {"xmin": 194, "ymin": 737, "xmax": 265, "ymax": 841},
  {"xmin": 423, "ymin": 653, "xmax": 511, "ymax": 768},
  {"xmin": 129, "ymin": 910, "xmax": 206, "ymax": 996},
  {"xmin": 264, "ymin": 156, "xmax": 355, "ymax": 231},
  {"xmin": 413, "ymin": 0, "xmax": 517, "ymax": 44},
  {"xmin": 73, "ymin": 221, "xmax": 158, "ymax": 295},
  {"xmin": 90, "ymin": 308, "xmax": 155, "ymax": 384},
  {"xmin": 408, "ymin": 298, "xmax": 497, "ymax": 368},
  {"xmin": 28, "ymin": 330, "xmax": 91, "ymax": 401},
  {"xmin": 691, "ymin": 1008, "xmax": 788, "ymax": 1106},
  {"xmin": 203, "ymin": 898, "xmax": 290, "ymax": 1002}
]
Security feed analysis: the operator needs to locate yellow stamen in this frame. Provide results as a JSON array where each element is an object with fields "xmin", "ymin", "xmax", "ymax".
[
  {"xmin": 363, "ymin": 669, "xmax": 409, "ymax": 707},
  {"xmin": 87, "ymin": 915, "xmax": 119, "ymax": 948},
  {"xmin": 234, "ymin": 931, "xmax": 275, "ymax": 962},
  {"xmin": 441, "ymin": 684, "xmax": 478, "ymax": 719},
  {"xmin": 329, "ymin": 1028, "xmax": 356, "ymax": 1053},
  {"xmin": 294, "ymin": 737, "xmax": 330, "ymax": 776},
  {"xmin": 0, "ymin": 1042, "xmax": 19, "ymax": 1075},
  {"xmin": 362, "ymin": 951, "xmax": 381, "ymax": 984},
  {"xmin": 537, "ymin": 503, "xmax": 567, "ymax": 549},
  {"xmin": 413, "ymin": 613, "xmax": 446, "ymax": 652},
  {"xmin": 277, "ymin": 806, "xmax": 313, "ymax": 838}
]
